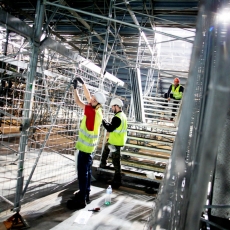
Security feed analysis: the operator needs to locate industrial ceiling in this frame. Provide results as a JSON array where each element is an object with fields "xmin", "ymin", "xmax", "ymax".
[{"xmin": 0, "ymin": 0, "xmax": 199, "ymax": 96}]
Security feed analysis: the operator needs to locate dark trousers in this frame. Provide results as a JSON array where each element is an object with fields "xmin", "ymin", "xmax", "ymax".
[
  {"xmin": 171, "ymin": 99, "xmax": 180, "ymax": 117},
  {"xmin": 101, "ymin": 142, "xmax": 121, "ymax": 181},
  {"xmin": 172, "ymin": 100, "xmax": 180, "ymax": 117},
  {"xmin": 164, "ymin": 93, "xmax": 180, "ymax": 117},
  {"xmin": 77, "ymin": 151, "xmax": 93, "ymax": 200}
]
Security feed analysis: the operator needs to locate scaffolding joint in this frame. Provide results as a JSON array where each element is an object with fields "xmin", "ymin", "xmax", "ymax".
[{"xmin": 20, "ymin": 122, "xmax": 30, "ymax": 132}]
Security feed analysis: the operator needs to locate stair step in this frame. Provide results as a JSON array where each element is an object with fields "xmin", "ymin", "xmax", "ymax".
[
  {"xmin": 128, "ymin": 122, "xmax": 177, "ymax": 131},
  {"xmin": 97, "ymin": 167, "xmax": 162, "ymax": 183},
  {"xmin": 128, "ymin": 128, "xmax": 176, "ymax": 138},
  {"xmin": 125, "ymin": 143, "xmax": 171, "ymax": 154},
  {"xmin": 144, "ymin": 108, "xmax": 179, "ymax": 114},
  {"xmin": 108, "ymin": 158, "xmax": 166, "ymax": 173},
  {"xmin": 121, "ymin": 150, "xmax": 169, "ymax": 162},
  {"xmin": 127, "ymin": 136, "xmax": 173, "ymax": 146},
  {"xmin": 143, "ymin": 117, "xmax": 175, "ymax": 123}
]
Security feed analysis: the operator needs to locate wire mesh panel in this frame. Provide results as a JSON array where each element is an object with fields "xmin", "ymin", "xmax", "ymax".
[
  {"xmin": 0, "ymin": 21, "xmax": 130, "ymax": 222},
  {"xmin": 0, "ymin": 27, "xmax": 34, "ymax": 215}
]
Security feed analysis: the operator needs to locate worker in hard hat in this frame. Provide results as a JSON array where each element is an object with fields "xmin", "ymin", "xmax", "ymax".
[
  {"xmin": 164, "ymin": 77, "xmax": 184, "ymax": 121},
  {"xmin": 67, "ymin": 76, "xmax": 106, "ymax": 210},
  {"xmin": 100, "ymin": 97, "xmax": 127, "ymax": 188}
]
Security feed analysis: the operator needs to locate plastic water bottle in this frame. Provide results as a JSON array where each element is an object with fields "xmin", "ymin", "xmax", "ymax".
[{"xmin": 105, "ymin": 185, "xmax": 112, "ymax": 205}]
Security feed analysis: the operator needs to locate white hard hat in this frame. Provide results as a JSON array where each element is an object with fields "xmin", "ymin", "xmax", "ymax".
[
  {"xmin": 110, "ymin": 98, "xmax": 123, "ymax": 107},
  {"xmin": 94, "ymin": 91, "xmax": 106, "ymax": 104}
]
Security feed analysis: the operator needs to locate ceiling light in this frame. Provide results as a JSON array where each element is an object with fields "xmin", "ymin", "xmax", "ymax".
[{"xmin": 216, "ymin": 8, "xmax": 230, "ymax": 24}]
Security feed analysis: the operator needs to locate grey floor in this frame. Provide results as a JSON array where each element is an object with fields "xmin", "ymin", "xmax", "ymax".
[{"xmin": 0, "ymin": 179, "xmax": 155, "ymax": 230}]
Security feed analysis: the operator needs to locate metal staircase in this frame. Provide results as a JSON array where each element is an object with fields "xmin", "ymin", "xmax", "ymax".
[{"xmin": 97, "ymin": 96, "xmax": 182, "ymax": 189}]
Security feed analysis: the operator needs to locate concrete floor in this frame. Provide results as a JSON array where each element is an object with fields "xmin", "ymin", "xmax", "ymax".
[{"xmin": 0, "ymin": 178, "xmax": 155, "ymax": 230}]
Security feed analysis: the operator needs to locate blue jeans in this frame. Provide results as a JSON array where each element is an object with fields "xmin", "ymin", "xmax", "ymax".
[{"xmin": 77, "ymin": 151, "xmax": 93, "ymax": 200}]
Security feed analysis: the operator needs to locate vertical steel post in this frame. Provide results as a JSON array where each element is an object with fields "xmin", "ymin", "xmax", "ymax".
[
  {"xmin": 3, "ymin": 29, "xmax": 9, "ymax": 56},
  {"xmin": 14, "ymin": 0, "xmax": 44, "ymax": 212},
  {"xmin": 184, "ymin": 2, "xmax": 230, "ymax": 229},
  {"xmin": 100, "ymin": 0, "xmax": 113, "ymax": 78}
]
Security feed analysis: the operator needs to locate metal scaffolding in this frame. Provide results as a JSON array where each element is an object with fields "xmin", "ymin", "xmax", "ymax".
[
  {"xmin": 4, "ymin": 0, "xmax": 230, "ymax": 229},
  {"xmin": 0, "ymin": 1, "xmax": 131, "ymax": 222}
]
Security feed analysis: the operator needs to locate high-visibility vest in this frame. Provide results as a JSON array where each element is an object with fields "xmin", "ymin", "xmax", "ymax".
[
  {"xmin": 172, "ymin": 84, "xmax": 182, "ymax": 99},
  {"xmin": 76, "ymin": 107, "xmax": 102, "ymax": 153},
  {"xmin": 108, "ymin": 111, "xmax": 127, "ymax": 146}
]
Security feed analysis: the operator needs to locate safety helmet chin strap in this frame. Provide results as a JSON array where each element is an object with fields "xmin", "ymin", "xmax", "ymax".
[{"xmin": 93, "ymin": 103, "xmax": 101, "ymax": 110}]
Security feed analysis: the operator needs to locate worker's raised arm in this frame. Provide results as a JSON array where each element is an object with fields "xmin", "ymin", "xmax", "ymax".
[
  {"xmin": 75, "ymin": 76, "xmax": 91, "ymax": 103},
  {"xmin": 72, "ymin": 79, "xmax": 85, "ymax": 110},
  {"xmin": 82, "ymin": 84, "xmax": 91, "ymax": 104}
]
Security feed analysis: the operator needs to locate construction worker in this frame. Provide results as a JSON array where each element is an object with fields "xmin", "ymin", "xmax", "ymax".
[
  {"xmin": 164, "ymin": 77, "xmax": 184, "ymax": 120},
  {"xmin": 100, "ymin": 98, "xmax": 127, "ymax": 188},
  {"xmin": 67, "ymin": 76, "xmax": 106, "ymax": 210}
]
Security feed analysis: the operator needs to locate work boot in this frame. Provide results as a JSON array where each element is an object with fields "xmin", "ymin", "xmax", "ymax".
[
  {"xmin": 73, "ymin": 191, "xmax": 91, "ymax": 204},
  {"xmin": 86, "ymin": 193, "xmax": 91, "ymax": 204},
  {"xmin": 110, "ymin": 180, "xmax": 122, "ymax": 189},
  {"xmin": 66, "ymin": 199, "xmax": 86, "ymax": 210},
  {"xmin": 121, "ymin": 155, "xmax": 131, "ymax": 160},
  {"xmin": 99, "ymin": 162, "xmax": 111, "ymax": 169},
  {"xmin": 99, "ymin": 162, "xmax": 107, "ymax": 169},
  {"xmin": 107, "ymin": 177, "xmax": 122, "ymax": 189}
]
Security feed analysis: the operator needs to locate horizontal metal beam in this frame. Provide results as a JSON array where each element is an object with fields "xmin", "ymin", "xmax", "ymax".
[
  {"xmin": 44, "ymin": 1, "xmax": 194, "ymax": 44},
  {"xmin": 0, "ymin": 9, "xmax": 126, "ymax": 87},
  {"xmin": 0, "ymin": 8, "xmax": 33, "ymax": 39},
  {"xmin": 0, "ymin": 108, "xmax": 22, "ymax": 120},
  {"xmin": 40, "ymin": 37, "xmax": 80, "ymax": 61},
  {"xmin": 41, "ymin": 39, "xmax": 126, "ymax": 87}
]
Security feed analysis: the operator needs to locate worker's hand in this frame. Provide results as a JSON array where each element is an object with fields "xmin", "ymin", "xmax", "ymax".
[
  {"xmin": 167, "ymin": 97, "xmax": 170, "ymax": 101},
  {"xmin": 71, "ymin": 79, "xmax": 77, "ymax": 89},
  {"xmin": 102, "ymin": 119, "xmax": 108, "ymax": 126},
  {"xmin": 76, "ymin": 77, "xmax": 85, "ymax": 84}
]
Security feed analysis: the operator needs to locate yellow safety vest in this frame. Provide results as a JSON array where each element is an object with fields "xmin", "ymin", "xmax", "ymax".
[
  {"xmin": 76, "ymin": 107, "xmax": 103, "ymax": 153},
  {"xmin": 108, "ymin": 111, "xmax": 127, "ymax": 146},
  {"xmin": 172, "ymin": 85, "xmax": 182, "ymax": 99}
]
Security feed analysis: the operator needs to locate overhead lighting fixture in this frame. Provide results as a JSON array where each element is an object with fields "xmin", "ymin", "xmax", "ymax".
[{"xmin": 216, "ymin": 8, "xmax": 230, "ymax": 24}]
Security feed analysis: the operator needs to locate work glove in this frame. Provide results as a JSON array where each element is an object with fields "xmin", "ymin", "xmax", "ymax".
[
  {"xmin": 76, "ymin": 77, "xmax": 85, "ymax": 84},
  {"xmin": 71, "ymin": 79, "xmax": 78, "ymax": 89}
]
